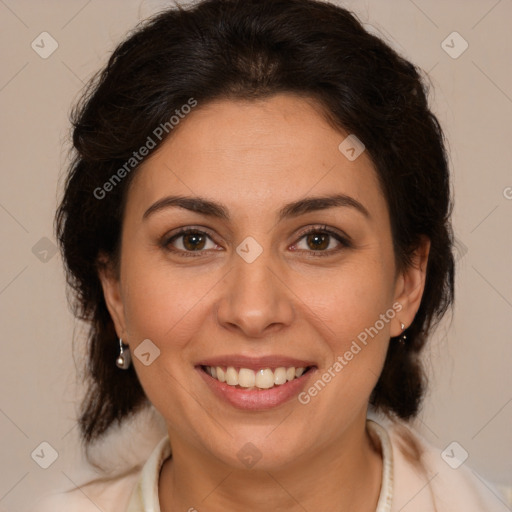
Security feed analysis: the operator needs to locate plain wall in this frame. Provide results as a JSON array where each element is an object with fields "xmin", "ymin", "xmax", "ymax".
[{"xmin": 0, "ymin": 0, "xmax": 511, "ymax": 510}]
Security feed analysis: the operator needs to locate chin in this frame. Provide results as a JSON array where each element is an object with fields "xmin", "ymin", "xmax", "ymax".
[{"xmin": 207, "ymin": 430, "xmax": 309, "ymax": 471}]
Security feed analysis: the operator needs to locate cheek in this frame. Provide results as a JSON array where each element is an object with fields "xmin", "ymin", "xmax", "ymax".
[
  {"xmin": 303, "ymin": 255, "xmax": 395, "ymax": 346},
  {"xmin": 288, "ymin": 257, "xmax": 395, "ymax": 438},
  {"xmin": 121, "ymin": 251, "xmax": 212, "ymax": 342},
  {"xmin": 119, "ymin": 256, "xmax": 212, "ymax": 418},
  {"xmin": 301, "ymin": 257, "xmax": 394, "ymax": 407}
]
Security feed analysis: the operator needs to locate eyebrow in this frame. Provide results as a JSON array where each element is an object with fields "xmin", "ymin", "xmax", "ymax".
[{"xmin": 142, "ymin": 193, "xmax": 370, "ymax": 222}]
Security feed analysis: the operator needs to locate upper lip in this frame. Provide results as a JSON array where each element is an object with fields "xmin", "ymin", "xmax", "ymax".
[{"xmin": 196, "ymin": 355, "xmax": 317, "ymax": 371}]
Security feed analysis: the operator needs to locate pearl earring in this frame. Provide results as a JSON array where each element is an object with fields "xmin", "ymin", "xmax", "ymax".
[{"xmin": 116, "ymin": 338, "xmax": 131, "ymax": 369}]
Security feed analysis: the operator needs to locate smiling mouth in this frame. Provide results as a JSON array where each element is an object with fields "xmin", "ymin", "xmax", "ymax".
[{"xmin": 200, "ymin": 365, "xmax": 315, "ymax": 390}]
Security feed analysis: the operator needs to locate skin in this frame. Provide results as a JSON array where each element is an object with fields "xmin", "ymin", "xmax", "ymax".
[{"xmin": 99, "ymin": 93, "xmax": 430, "ymax": 511}]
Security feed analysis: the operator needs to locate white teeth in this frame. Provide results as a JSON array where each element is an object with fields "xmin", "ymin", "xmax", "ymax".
[
  {"xmin": 274, "ymin": 367, "xmax": 288, "ymax": 385},
  {"xmin": 255, "ymin": 368, "xmax": 275, "ymax": 389},
  {"xmin": 204, "ymin": 365, "xmax": 309, "ymax": 389},
  {"xmin": 225, "ymin": 366, "xmax": 239, "ymax": 386},
  {"xmin": 238, "ymin": 368, "xmax": 255, "ymax": 388}
]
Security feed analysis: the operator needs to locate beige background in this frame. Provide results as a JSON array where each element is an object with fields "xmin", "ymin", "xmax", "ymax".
[{"xmin": 0, "ymin": 0, "xmax": 511, "ymax": 510}]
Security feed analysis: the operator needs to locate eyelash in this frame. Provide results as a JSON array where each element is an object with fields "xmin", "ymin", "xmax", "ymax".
[{"xmin": 161, "ymin": 225, "xmax": 351, "ymax": 258}]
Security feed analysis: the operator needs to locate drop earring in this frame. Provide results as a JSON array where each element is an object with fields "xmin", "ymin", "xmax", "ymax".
[
  {"xmin": 116, "ymin": 338, "xmax": 131, "ymax": 369},
  {"xmin": 398, "ymin": 322, "xmax": 407, "ymax": 345}
]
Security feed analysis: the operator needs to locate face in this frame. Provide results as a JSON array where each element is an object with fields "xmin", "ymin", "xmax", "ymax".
[{"xmin": 100, "ymin": 93, "xmax": 428, "ymax": 470}]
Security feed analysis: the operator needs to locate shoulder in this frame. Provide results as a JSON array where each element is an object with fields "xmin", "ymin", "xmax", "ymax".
[
  {"xmin": 376, "ymin": 418, "xmax": 507, "ymax": 512},
  {"xmin": 28, "ymin": 405, "xmax": 169, "ymax": 512},
  {"xmin": 27, "ymin": 470, "xmax": 141, "ymax": 512}
]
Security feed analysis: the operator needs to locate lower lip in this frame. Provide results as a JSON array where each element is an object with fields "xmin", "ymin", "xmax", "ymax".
[{"xmin": 196, "ymin": 366, "xmax": 316, "ymax": 410}]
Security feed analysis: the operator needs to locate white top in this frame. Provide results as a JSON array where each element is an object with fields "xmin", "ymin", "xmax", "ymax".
[{"xmin": 31, "ymin": 417, "xmax": 508, "ymax": 511}]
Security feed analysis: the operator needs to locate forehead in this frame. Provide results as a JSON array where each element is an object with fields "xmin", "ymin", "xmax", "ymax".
[{"xmin": 125, "ymin": 94, "xmax": 386, "ymax": 222}]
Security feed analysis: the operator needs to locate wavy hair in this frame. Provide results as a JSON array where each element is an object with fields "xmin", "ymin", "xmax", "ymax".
[{"xmin": 55, "ymin": 0, "xmax": 455, "ymax": 447}]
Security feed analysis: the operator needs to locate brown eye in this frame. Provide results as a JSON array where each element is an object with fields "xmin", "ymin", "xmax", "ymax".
[
  {"xmin": 305, "ymin": 232, "xmax": 331, "ymax": 251},
  {"xmin": 181, "ymin": 232, "xmax": 207, "ymax": 251},
  {"xmin": 293, "ymin": 226, "xmax": 350, "ymax": 256},
  {"xmin": 164, "ymin": 228, "xmax": 217, "ymax": 254}
]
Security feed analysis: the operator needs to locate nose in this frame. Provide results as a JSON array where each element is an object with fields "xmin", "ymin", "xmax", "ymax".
[{"xmin": 215, "ymin": 247, "xmax": 295, "ymax": 339}]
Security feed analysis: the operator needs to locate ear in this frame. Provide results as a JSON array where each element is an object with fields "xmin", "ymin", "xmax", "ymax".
[
  {"xmin": 97, "ymin": 253, "xmax": 127, "ymax": 341},
  {"xmin": 391, "ymin": 235, "xmax": 431, "ymax": 337}
]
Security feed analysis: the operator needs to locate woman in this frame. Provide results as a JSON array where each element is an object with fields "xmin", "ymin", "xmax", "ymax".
[{"xmin": 33, "ymin": 0, "xmax": 505, "ymax": 510}]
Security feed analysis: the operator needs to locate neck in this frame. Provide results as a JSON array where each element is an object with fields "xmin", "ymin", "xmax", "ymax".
[{"xmin": 158, "ymin": 416, "xmax": 383, "ymax": 512}]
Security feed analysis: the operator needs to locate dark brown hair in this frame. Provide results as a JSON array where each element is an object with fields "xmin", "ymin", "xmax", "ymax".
[{"xmin": 55, "ymin": 0, "xmax": 455, "ymax": 446}]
